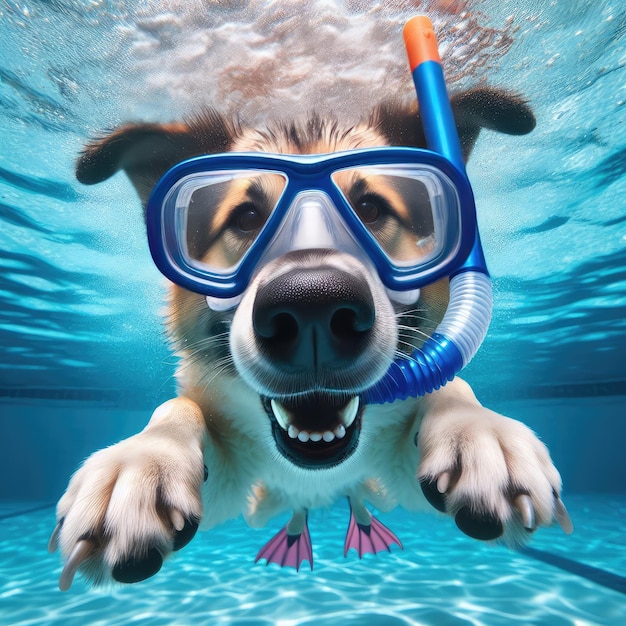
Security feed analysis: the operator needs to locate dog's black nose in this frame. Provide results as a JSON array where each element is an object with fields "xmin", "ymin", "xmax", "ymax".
[{"xmin": 253, "ymin": 266, "xmax": 375, "ymax": 371}]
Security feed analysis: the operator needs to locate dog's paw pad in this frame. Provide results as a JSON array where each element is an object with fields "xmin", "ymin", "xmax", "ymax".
[
  {"xmin": 419, "ymin": 476, "xmax": 447, "ymax": 513},
  {"xmin": 112, "ymin": 548, "xmax": 163, "ymax": 584},
  {"xmin": 54, "ymin": 432, "xmax": 205, "ymax": 589},
  {"xmin": 172, "ymin": 516, "xmax": 199, "ymax": 552},
  {"xmin": 454, "ymin": 506, "xmax": 503, "ymax": 541},
  {"xmin": 417, "ymin": 406, "xmax": 569, "ymax": 544}
]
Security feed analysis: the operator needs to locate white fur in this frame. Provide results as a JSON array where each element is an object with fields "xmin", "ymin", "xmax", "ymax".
[
  {"xmin": 55, "ymin": 369, "xmax": 564, "ymax": 586},
  {"xmin": 230, "ymin": 250, "xmax": 397, "ymax": 397},
  {"xmin": 54, "ymin": 159, "xmax": 565, "ymax": 588}
]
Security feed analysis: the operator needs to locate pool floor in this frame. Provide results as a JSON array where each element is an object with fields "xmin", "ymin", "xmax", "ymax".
[{"xmin": 0, "ymin": 495, "xmax": 624, "ymax": 625}]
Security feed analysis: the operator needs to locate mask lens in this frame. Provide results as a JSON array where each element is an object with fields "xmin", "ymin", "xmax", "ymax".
[
  {"xmin": 332, "ymin": 164, "xmax": 461, "ymax": 268},
  {"xmin": 166, "ymin": 170, "xmax": 287, "ymax": 273}
]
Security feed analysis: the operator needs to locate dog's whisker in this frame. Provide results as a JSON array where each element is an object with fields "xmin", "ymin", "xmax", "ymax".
[
  {"xmin": 396, "ymin": 325, "xmax": 432, "ymax": 336},
  {"xmin": 175, "ymin": 332, "xmax": 231, "ymax": 355},
  {"xmin": 197, "ymin": 358, "xmax": 236, "ymax": 394},
  {"xmin": 394, "ymin": 328, "xmax": 448, "ymax": 356},
  {"xmin": 396, "ymin": 316, "xmax": 436, "ymax": 328},
  {"xmin": 395, "ymin": 306, "xmax": 429, "ymax": 317},
  {"xmin": 399, "ymin": 329, "xmax": 435, "ymax": 342},
  {"xmin": 182, "ymin": 338, "xmax": 231, "ymax": 358},
  {"xmin": 175, "ymin": 351, "xmax": 233, "ymax": 386},
  {"xmin": 395, "ymin": 340, "xmax": 421, "ymax": 354},
  {"xmin": 396, "ymin": 312, "xmax": 433, "ymax": 321},
  {"xmin": 394, "ymin": 307, "xmax": 430, "ymax": 319},
  {"xmin": 179, "ymin": 329, "xmax": 231, "ymax": 346}
]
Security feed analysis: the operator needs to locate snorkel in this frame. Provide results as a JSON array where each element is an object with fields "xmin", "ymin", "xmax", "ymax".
[
  {"xmin": 362, "ymin": 16, "xmax": 492, "ymax": 404},
  {"xmin": 145, "ymin": 16, "xmax": 492, "ymax": 406}
]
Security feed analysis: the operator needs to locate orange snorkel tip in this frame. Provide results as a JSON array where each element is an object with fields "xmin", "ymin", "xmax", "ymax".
[
  {"xmin": 403, "ymin": 15, "xmax": 441, "ymax": 71},
  {"xmin": 402, "ymin": 14, "xmax": 463, "ymax": 168}
]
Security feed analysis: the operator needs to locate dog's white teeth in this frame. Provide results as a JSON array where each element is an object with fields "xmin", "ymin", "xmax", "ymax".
[
  {"xmin": 272, "ymin": 396, "xmax": 357, "ymax": 443},
  {"xmin": 271, "ymin": 399, "xmax": 290, "ymax": 431},
  {"xmin": 339, "ymin": 396, "xmax": 359, "ymax": 428}
]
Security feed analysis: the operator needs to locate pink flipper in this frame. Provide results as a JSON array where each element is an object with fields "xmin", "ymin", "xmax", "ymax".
[
  {"xmin": 255, "ymin": 522, "xmax": 313, "ymax": 571},
  {"xmin": 344, "ymin": 508, "xmax": 403, "ymax": 558}
]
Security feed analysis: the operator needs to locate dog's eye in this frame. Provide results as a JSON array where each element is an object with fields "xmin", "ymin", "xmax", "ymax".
[
  {"xmin": 354, "ymin": 194, "xmax": 388, "ymax": 225},
  {"xmin": 231, "ymin": 202, "xmax": 265, "ymax": 233}
]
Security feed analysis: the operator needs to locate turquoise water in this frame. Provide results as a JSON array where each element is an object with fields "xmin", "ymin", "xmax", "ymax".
[
  {"xmin": 1, "ymin": 497, "xmax": 625, "ymax": 625},
  {"xmin": 1, "ymin": 0, "xmax": 625, "ymax": 624}
]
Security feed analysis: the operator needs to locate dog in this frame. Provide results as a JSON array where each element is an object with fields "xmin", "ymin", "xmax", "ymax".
[{"xmin": 49, "ymin": 86, "xmax": 572, "ymax": 590}]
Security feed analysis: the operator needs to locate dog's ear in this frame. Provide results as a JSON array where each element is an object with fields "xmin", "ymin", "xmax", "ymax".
[
  {"xmin": 372, "ymin": 87, "xmax": 535, "ymax": 160},
  {"xmin": 76, "ymin": 109, "xmax": 237, "ymax": 206}
]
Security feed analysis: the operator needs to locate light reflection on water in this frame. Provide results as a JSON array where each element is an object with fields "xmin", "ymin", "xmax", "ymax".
[{"xmin": 1, "ymin": 496, "xmax": 624, "ymax": 625}]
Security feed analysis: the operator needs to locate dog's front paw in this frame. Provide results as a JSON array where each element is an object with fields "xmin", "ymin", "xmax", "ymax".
[
  {"xmin": 417, "ymin": 391, "xmax": 572, "ymax": 544},
  {"xmin": 49, "ymin": 410, "xmax": 205, "ymax": 590}
]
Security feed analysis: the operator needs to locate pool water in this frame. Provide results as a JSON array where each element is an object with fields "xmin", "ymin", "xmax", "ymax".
[
  {"xmin": 1, "ymin": 0, "xmax": 625, "ymax": 624},
  {"xmin": 1, "ymin": 495, "xmax": 624, "ymax": 625}
]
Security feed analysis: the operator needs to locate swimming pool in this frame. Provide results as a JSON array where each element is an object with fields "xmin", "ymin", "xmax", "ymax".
[{"xmin": 1, "ymin": 1, "xmax": 625, "ymax": 624}]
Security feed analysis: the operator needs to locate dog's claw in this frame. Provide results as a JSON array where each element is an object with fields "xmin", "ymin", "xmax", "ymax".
[
  {"xmin": 172, "ymin": 516, "xmax": 199, "ymax": 551},
  {"xmin": 437, "ymin": 472, "xmax": 451, "ymax": 494},
  {"xmin": 170, "ymin": 509, "xmax": 185, "ymax": 532},
  {"xmin": 554, "ymin": 496, "xmax": 573, "ymax": 534},
  {"xmin": 48, "ymin": 519, "xmax": 63, "ymax": 554},
  {"xmin": 59, "ymin": 539, "xmax": 97, "ymax": 592},
  {"xmin": 513, "ymin": 494, "xmax": 536, "ymax": 532},
  {"xmin": 419, "ymin": 476, "xmax": 447, "ymax": 512}
]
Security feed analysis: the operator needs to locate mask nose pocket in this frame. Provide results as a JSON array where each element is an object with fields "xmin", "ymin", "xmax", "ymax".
[
  {"xmin": 254, "ymin": 190, "xmax": 373, "ymax": 271},
  {"xmin": 289, "ymin": 198, "xmax": 336, "ymax": 249}
]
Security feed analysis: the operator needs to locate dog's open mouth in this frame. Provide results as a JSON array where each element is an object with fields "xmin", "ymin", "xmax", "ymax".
[{"xmin": 262, "ymin": 393, "xmax": 362, "ymax": 469}]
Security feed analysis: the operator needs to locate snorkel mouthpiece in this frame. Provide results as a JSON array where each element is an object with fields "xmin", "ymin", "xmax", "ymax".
[{"xmin": 363, "ymin": 16, "xmax": 493, "ymax": 404}]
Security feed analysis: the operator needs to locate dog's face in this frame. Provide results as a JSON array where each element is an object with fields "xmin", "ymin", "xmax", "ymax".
[{"xmin": 76, "ymin": 89, "xmax": 534, "ymax": 472}]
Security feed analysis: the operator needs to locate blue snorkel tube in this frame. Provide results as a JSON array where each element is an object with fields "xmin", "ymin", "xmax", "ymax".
[{"xmin": 363, "ymin": 16, "xmax": 492, "ymax": 404}]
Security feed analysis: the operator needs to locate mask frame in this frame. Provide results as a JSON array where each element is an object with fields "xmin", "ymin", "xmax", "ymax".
[
  {"xmin": 144, "ymin": 16, "xmax": 493, "ymax": 404},
  {"xmin": 146, "ymin": 147, "xmax": 480, "ymax": 299}
]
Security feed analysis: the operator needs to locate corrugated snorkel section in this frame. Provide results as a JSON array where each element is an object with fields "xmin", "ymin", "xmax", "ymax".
[
  {"xmin": 436, "ymin": 271, "xmax": 492, "ymax": 367},
  {"xmin": 363, "ymin": 271, "xmax": 492, "ymax": 404}
]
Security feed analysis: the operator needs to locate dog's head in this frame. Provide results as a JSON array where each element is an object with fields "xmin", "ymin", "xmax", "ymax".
[{"xmin": 77, "ymin": 88, "xmax": 534, "ymax": 471}]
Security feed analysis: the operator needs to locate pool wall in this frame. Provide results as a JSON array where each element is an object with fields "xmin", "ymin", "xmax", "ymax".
[{"xmin": 2, "ymin": 393, "xmax": 624, "ymax": 502}]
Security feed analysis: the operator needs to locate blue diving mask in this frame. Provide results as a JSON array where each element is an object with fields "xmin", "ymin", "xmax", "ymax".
[{"xmin": 145, "ymin": 16, "xmax": 492, "ymax": 404}]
